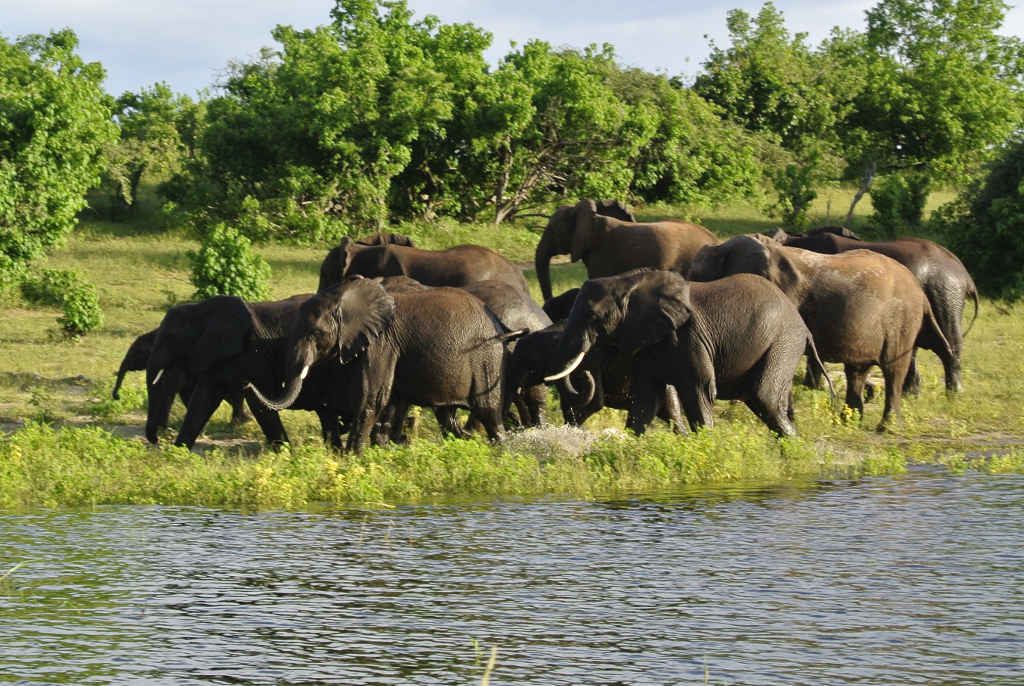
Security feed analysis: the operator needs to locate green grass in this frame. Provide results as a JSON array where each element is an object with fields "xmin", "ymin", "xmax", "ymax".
[{"xmin": 0, "ymin": 185, "xmax": 1020, "ymax": 509}]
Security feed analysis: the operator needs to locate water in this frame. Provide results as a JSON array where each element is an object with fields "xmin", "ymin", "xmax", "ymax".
[{"xmin": 1, "ymin": 467, "xmax": 1022, "ymax": 685}]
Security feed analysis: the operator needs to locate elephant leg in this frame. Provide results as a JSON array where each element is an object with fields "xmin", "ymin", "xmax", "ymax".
[
  {"xmin": 229, "ymin": 389, "xmax": 254, "ymax": 426},
  {"xmin": 146, "ymin": 367, "xmax": 186, "ymax": 444},
  {"xmin": 175, "ymin": 382, "xmax": 226, "ymax": 449},
  {"xmin": 518, "ymin": 385, "xmax": 547, "ymax": 428},
  {"xmin": 843, "ymin": 365, "xmax": 870, "ymax": 419},
  {"xmin": 435, "ymin": 406, "xmax": 468, "ymax": 438},
  {"xmin": 662, "ymin": 384, "xmax": 686, "ymax": 434},
  {"xmin": 902, "ymin": 351, "xmax": 922, "ymax": 396},
  {"xmin": 746, "ymin": 391, "xmax": 797, "ymax": 438},
  {"xmin": 677, "ymin": 381, "xmax": 714, "ymax": 433},
  {"xmin": 803, "ymin": 362, "xmax": 824, "ymax": 390},
  {"xmin": 474, "ymin": 404, "xmax": 506, "ymax": 443},
  {"xmin": 384, "ymin": 399, "xmax": 413, "ymax": 445},
  {"xmin": 878, "ymin": 358, "xmax": 911, "ymax": 433},
  {"xmin": 316, "ymin": 408, "xmax": 343, "ymax": 449},
  {"xmin": 243, "ymin": 389, "xmax": 289, "ymax": 448}
]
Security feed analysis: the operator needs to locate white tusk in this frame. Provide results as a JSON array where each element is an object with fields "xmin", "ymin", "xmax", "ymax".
[
  {"xmin": 545, "ymin": 349, "xmax": 587, "ymax": 382},
  {"xmin": 151, "ymin": 368, "xmax": 164, "ymax": 385},
  {"xmin": 300, "ymin": 365, "xmax": 310, "ymax": 380}
]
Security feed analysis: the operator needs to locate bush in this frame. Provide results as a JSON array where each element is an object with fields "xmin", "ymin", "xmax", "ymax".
[
  {"xmin": 19, "ymin": 268, "xmax": 104, "ymax": 337},
  {"xmin": 188, "ymin": 222, "xmax": 271, "ymax": 300},
  {"xmin": 934, "ymin": 136, "xmax": 1024, "ymax": 300},
  {"xmin": 870, "ymin": 170, "xmax": 931, "ymax": 237}
]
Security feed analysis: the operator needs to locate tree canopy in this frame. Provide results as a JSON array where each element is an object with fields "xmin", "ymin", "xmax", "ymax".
[{"xmin": 0, "ymin": 29, "xmax": 116, "ymax": 282}]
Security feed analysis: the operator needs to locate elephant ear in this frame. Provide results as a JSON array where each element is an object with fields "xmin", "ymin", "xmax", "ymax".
[
  {"xmin": 317, "ymin": 237, "xmax": 358, "ymax": 293},
  {"xmin": 190, "ymin": 297, "xmax": 253, "ymax": 375},
  {"xmin": 335, "ymin": 278, "xmax": 396, "ymax": 363},
  {"xmin": 571, "ymin": 199, "xmax": 599, "ymax": 263},
  {"xmin": 615, "ymin": 271, "xmax": 692, "ymax": 354},
  {"xmin": 765, "ymin": 242, "xmax": 802, "ymax": 297},
  {"xmin": 595, "ymin": 199, "xmax": 635, "ymax": 222}
]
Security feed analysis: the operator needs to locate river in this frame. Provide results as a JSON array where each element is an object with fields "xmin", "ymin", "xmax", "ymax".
[{"xmin": 1, "ymin": 466, "xmax": 1021, "ymax": 685}]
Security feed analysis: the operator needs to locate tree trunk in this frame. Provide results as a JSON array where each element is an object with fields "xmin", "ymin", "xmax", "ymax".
[{"xmin": 845, "ymin": 159, "xmax": 878, "ymax": 226}]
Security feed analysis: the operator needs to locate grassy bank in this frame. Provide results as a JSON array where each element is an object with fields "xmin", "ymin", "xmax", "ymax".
[{"xmin": 1, "ymin": 188, "xmax": 1021, "ymax": 509}]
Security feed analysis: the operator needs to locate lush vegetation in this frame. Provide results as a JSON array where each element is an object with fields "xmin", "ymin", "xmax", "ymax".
[{"xmin": 1, "ymin": 0, "xmax": 1023, "ymax": 509}]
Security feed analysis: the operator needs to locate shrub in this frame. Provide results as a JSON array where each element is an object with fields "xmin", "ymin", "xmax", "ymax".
[
  {"xmin": 20, "ymin": 268, "xmax": 104, "ymax": 337},
  {"xmin": 187, "ymin": 222, "xmax": 271, "ymax": 300},
  {"xmin": 870, "ymin": 170, "xmax": 931, "ymax": 237},
  {"xmin": 934, "ymin": 135, "xmax": 1024, "ymax": 300}
]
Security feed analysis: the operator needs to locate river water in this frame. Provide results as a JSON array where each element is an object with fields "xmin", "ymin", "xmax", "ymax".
[{"xmin": 1, "ymin": 466, "xmax": 1021, "ymax": 685}]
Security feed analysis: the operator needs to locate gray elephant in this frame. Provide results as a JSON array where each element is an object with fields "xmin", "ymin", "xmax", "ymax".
[
  {"xmin": 688, "ymin": 235, "xmax": 954, "ymax": 430},
  {"xmin": 509, "ymin": 320, "xmax": 685, "ymax": 431},
  {"xmin": 248, "ymin": 279, "xmax": 524, "ymax": 453},
  {"xmin": 774, "ymin": 226, "xmax": 978, "ymax": 392},
  {"xmin": 545, "ymin": 270, "xmax": 828, "ymax": 436},
  {"xmin": 114, "ymin": 328, "xmax": 252, "ymax": 426},
  {"xmin": 145, "ymin": 294, "xmax": 349, "ymax": 449},
  {"xmin": 318, "ymin": 234, "xmax": 529, "ymax": 295},
  {"xmin": 534, "ymin": 198, "xmax": 719, "ymax": 302}
]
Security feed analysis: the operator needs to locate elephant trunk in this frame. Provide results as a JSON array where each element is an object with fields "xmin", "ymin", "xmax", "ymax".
[
  {"xmin": 247, "ymin": 345, "xmax": 316, "ymax": 411},
  {"xmin": 560, "ymin": 368, "xmax": 596, "ymax": 407},
  {"xmin": 112, "ymin": 363, "xmax": 130, "ymax": 400},
  {"xmin": 534, "ymin": 229, "xmax": 557, "ymax": 302},
  {"xmin": 545, "ymin": 319, "xmax": 595, "ymax": 396}
]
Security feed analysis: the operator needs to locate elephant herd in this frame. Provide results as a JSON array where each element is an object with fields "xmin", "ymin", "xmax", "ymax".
[{"xmin": 117, "ymin": 200, "xmax": 978, "ymax": 452}]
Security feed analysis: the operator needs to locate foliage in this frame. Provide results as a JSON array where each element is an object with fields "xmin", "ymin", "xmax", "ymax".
[
  {"xmin": 187, "ymin": 223, "xmax": 271, "ymax": 300},
  {"xmin": 96, "ymin": 82, "xmax": 192, "ymax": 218},
  {"xmin": 935, "ymin": 135, "xmax": 1024, "ymax": 299},
  {"xmin": 869, "ymin": 169, "xmax": 931, "ymax": 236},
  {"xmin": 19, "ymin": 267, "xmax": 104, "ymax": 337},
  {"xmin": 0, "ymin": 29, "xmax": 117, "ymax": 283}
]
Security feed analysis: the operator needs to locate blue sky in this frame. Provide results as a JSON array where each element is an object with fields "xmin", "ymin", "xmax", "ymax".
[{"xmin": 3, "ymin": 0, "xmax": 1022, "ymax": 97}]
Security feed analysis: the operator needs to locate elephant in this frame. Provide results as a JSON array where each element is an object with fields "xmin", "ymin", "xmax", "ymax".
[
  {"xmin": 145, "ymin": 294, "xmax": 348, "ymax": 449},
  {"xmin": 318, "ymin": 235, "xmax": 530, "ymax": 296},
  {"xmin": 542, "ymin": 287, "xmax": 581, "ymax": 323},
  {"xmin": 774, "ymin": 226, "xmax": 977, "ymax": 392},
  {"xmin": 545, "ymin": 270, "xmax": 828, "ymax": 436},
  {"xmin": 509, "ymin": 321, "xmax": 685, "ymax": 431},
  {"xmin": 688, "ymin": 235, "xmax": 954, "ymax": 430},
  {"xmin": 247, "ymin": 279, "xmax": 525, "ymax": 453},
  {"xmin": 534, "ymin": 198, "xmax": 719, "ymax": 302},
  {"xmin": 113, "ymin": 328, "xmax": 252, "ymax": 426}
]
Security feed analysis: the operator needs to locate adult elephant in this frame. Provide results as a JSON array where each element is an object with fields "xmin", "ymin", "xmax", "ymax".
[
  {"xmin": 318, "ymin": 234, "xmax": 529, "ymax": 296},
  {"xmin": 145, "ymin": 294, "xmax": 348, "ymax": 449},
  {"xmin": 248, "ymin": 280, "xmax": 524, "ymax": 453},
  {"xmin": 534, "ymin": 198, "xmax": 718, "ymax": 302},
  {"xmin": 545, "ymin": 270, "xmax": 828, "ymax": 436},
  {"xmin": 688, "ymin": 235, "xmax": 953, "ymax": 430},
  {"xmin": 509, "ymin": 320, "xmax": 685, "ymax": 431},
  {"xmin": 775, "ymin": 226, "xmax": 977, "ymax": 392},
  {"xmin": 113, "ymin": 328, "xmax": 251, "ymax": 426}
]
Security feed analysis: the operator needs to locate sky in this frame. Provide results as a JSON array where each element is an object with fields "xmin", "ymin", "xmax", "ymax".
[{"xmin": 4, "ymin": 0, "xmax": 1024, "ymax": 98}]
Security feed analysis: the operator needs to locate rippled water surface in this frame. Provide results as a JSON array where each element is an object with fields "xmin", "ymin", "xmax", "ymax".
[{"xmin": 1, "ymin": 467, "xmax": 1022, "ymax": 685}]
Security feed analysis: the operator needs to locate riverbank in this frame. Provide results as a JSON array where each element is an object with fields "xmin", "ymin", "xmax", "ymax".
[{"xmin": 1, "ymin": 189, "xmax": 1022, "ymax": 509}]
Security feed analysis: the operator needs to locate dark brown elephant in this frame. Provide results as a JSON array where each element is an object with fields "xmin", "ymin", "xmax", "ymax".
[
  {"xmin": 114, "ymin": 328, "xmax": 251, "ymax": 426},
  {"xmin": 318, "ymin": 235, "xmax": 529, "ymax": 295},
  {"xmin": 775, "ymin": 226, "xmax": 977, "ymax": 392},
  {"xmin": 145, "ymin": 294, "xmax": 350, "ymax": 449},
  {"xmin": 248, "ymin": 280, "xmax": 524, "ymax": 453},
  {"xmin": 688, "ymin": 235, "xmax": 954, "ymax": 430},
  {"xmin": 534, "ymin": 198, "xmax": 718, "ymax": 301},
  {"xmin": 545, "ymin": 270, "xmax": 828, "ymax": 437},
  {"xmin": 509, "ymin": 320, "xmax": 685, "ymax": 431}
]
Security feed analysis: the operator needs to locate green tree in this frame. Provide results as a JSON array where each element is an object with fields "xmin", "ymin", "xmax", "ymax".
[
  {"xmin": 840, "ymin": 0, "xmax": 1024, "ymax": 222},
  {"xmin": 0, "ymin": 29, "xmax": 117, "ymax": 284},
  {"xmin": 936, "ymin": 135, "xmax": 1024, "ymax": 300},
  {"xmin": 101, "ymin": 82, "xmax": 190, "ymax": 216}
]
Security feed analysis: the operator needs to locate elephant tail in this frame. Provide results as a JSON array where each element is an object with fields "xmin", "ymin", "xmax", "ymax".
[
  {"xmin": 805, "ymin": 333, "xmax": 836, "ymax": 407},
  {"xmin": 963, "ymin": 275, "xmax": 979, "ymax": 339},
  {"xmin": 917, "ymin": 301, "xmax": 954, "ymax": 365}
]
